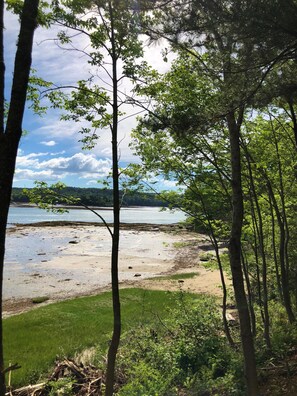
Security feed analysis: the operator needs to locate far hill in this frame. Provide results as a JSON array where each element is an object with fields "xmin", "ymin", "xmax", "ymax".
[{"xmin": 11, "ymin": 187, "xmax": 169, "ymax": 208}]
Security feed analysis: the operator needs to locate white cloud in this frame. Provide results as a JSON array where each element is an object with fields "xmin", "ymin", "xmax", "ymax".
[
  {"xmin": 14, "ymin": 169, "xmax": 63, "ymax": 182},
  {"xmin": 7, "ymin": 6, "xmax": 175, "ymax": 188},
  {"xmin": 26, "ymin": 152, "xmax": 49, "ymax": 158},
  {"xmin": 41, "ymin": 140, "xmax": 56, "ymax": 146},
  {"xmin": 32, "ymin": 22, "xmax": 92, "ymax": 84},
  {"xmin": 37, "ymin": 153, "xmax": 111, "ymax": 174},
  {"xmin": 50, "ymin": 150, "xmax": 66, "ymax": 156},
  {"xmin": 16, "ymin": 152, "xmax": 112, "ymax": 183},
  {"xmin": 86, "ymin": 179, "xmax": 100, "ymax": 185},
  {"xmin": 16, "ymin": 156, "xmax": 39, "ymax": 168},
  {"xmin": 162, "ymin": 180, "xmax": 179, "ymax": 188},
  {"xmin": 16, "ymin": 152, "xmax": 49, "ymax": 167},
  {"xmin": 34, "ymin": 116, "xmax": 82, "ymax": 139}
]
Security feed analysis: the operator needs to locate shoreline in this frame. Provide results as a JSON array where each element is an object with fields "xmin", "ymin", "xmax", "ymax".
[
  {"xmin": 8, "ymin": 220, "xmax": 189, "ymax": 231},
  {"xmin": 4, "ymin": 223, "xmax": 226, "ymax": 317}
]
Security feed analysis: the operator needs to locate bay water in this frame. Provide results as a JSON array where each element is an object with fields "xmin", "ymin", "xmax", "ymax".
[{"xmin": 8, "ymin": 206, "xmax": 187, "ymax": 226}]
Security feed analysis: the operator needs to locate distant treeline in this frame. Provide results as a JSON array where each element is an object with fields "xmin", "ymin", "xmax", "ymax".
[{"xmin": 11, "ymin": 187, "xmax": 168, "ymax": 207}]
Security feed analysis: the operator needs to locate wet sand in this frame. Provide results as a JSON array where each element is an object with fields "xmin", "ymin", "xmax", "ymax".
[{"xmin": 4, "ymin": 223, "xmax": 228, "ymax": 316}]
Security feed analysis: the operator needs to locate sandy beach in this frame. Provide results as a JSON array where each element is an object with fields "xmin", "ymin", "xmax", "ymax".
[{"xmin": 4, "ymin": 223, "xmax": 228, "ymax": 316}]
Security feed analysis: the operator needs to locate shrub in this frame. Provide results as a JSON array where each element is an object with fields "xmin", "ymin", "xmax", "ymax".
[{"xmin": 116, "ymin": 294, "xmax": 243, "ymax": 395}]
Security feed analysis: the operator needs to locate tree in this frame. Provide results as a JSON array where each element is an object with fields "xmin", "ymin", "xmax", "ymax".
[
  {"xmin": 134, "ymin": 1, "xmax": 262, "ymax": 385},
  {"xmin": 0, "ymin": 1, "xmax": 40, "ymax": 394},
  {"xmin": 43, "ymin": 1, "xmax": 144, "ymax": 393}
]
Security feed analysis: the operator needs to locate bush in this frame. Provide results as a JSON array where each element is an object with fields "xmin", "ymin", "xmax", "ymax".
[{"xmin": 116, "ymin": 294, "xmax": 244, "ymax": 395}]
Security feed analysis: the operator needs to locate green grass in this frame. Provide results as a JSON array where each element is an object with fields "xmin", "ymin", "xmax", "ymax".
[
  {"xmin": 4, "ymin": 289, "xmax": 196, "ymax": 388},
  {"xmin": 172, "ymin": 241, "xmax": 196, "ymax": 248},
  {"xmin": 153, "ymin": 272, "xmax": 199, "ymax": 281},
  {"xmin": 31, "ymin": 296, "xmax": 49, "ymax": 304}
]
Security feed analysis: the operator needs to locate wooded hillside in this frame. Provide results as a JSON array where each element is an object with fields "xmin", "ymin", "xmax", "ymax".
[{"xmin": 11, "ymin": 187, "xmax": 168, "ymax": 208}]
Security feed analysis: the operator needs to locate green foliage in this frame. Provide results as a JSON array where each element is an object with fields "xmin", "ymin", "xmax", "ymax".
[
  {"xmin": 12, "ymin": 185, "xmax": 168, "ymax": 207},
  {"xmin": 31, "ymin": 296, "xmax": 49, "ymax": 304},
  {"xmin": 117, "ymin": 362, "xmax": 171, "ymax": 396},
  {"xmin": 46, "ymin": 378, "xmax": 75, "ymax": 396},
  {"xmin": 268, "ymin": 302, "xmax": 297, "ymax": 358},
  {"xmin": 130, "ymin": 51, "xmax": 233, "ymax": 240},
  {"xmin": 24, "ymin": 181, "xmax": 80, "ymax": 213},
  {"xmin": 27, "ymin": 70, "xmax": 52, "ymax": 116},
  {"xmin": 41, "ymin": 0, "xmax": 145, "ymax": 152},
  {"xmin": 4, "ymin": 289, "xmax": 191, "ymax": 387},
  {"xmin": 117, "ymin": 294, "xmax": 244, "ymax": 395},
  {"xmin": 6, "ymin": 1, "xmax": 52, "ymax": 27}
]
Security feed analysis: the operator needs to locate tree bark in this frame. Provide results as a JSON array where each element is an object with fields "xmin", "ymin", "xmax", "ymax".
[
  {"xmin": 0, "ymin": 0, "xmax": 4, "ymax": 135},
  {"xmin": 266, "ymin": 180, "xmax": 295, "ymax": 323},
  {"xmin": 0, "ymin": 2, "xmax": 39, "ymax": 394},
  {"xmin": 227, "ymin": 112, "xmax": 259, "ymax": 395},
  {"xmin": 268, "ymin": 195, "xmax": 283, "ymax": 302},
  {"xmin": 244, "ymin": 147, "xmax": 271, "ymax": 350},
  {"xmin": 241, "ymin": 248, "xmax": 257, "ymax": 338},
  {"xmin": 200, "ymin": 197, "xmax": 234, "ymax": 347},
  {"xmin": 287, "ymin": 97, "xmax": 297, "ymax": 149},
  {"xmin": 105, "ymin": 2, "xmax": 121, "ymax": 394}
]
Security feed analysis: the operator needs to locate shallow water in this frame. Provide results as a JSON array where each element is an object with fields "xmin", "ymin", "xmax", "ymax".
[
  {"xmin": 8, "ymin": 206, "xmax": 186, "ymax": 226},
  {"xmin": 3, "ymin": 225, "xmax": 184, "ymax": 300}
]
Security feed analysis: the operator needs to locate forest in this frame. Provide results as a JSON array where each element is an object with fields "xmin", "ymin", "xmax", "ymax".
[
  {"xmin": 1, "ymin": 0, "xmax": 297, "ymax": 395},
  {"xmin": 11, "ymin": 187, "xmax": 168, "ymax": 207}
]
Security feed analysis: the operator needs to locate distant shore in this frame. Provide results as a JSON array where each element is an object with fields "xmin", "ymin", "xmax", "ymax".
[
  {"xmin": 9, "ymin": 202, "xmax": 177, "ymax": 212},
  {"xmin": 10, "ymin": 202, "xmax": 145, "ymax": 210}
]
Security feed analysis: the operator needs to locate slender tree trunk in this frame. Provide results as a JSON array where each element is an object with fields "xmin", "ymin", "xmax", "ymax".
[
  {"xmin": 244, "ymin": 149, "xmax": 271, "ymax": 350},
  {"xmin": 0, "ymin": 0, "xmax": 4, "ymax": 135},
  {"xmin": 287, "ymin": 97, "xmax": 297, "ymax": 149},
  {"xmin": 105, "ymin": 3, "xmax": 121, "ymax": 394},
  {"xmin": 250, "ymin": 201, "xmax": 264, "ymax": 319},
  {"xmin": 272, "ymin": 128, "xmax": 291, "ymax": 292},
  {"xmin": 268, "ymin": 195, "xmax": 283, "ymax": 302},
  {"xmin": 200, "ymin": 197, "xmax": 234, "ymax": 347},
  {"xmin": 266, "ymin": 180, "xmax": 295, "ymax": 323},
  {"xmin": 0, "ymin": 2, "xmax": 39, "ymax": 394},
  {"xmin": 241, "ymin": 248, "xmax": 257, "ymax": 337},
  {"xmin": 227, "ymin": 112, "xmax": 259, "ymax": 395}
]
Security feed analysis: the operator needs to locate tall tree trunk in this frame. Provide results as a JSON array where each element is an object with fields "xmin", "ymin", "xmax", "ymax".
[
  {"xmin": 250, "ymin": 201, "xmax": 264, "ymax": 321},
  {"xmin": 200, "ymin": 197, "xmax": 234, "ymax": 347},
  {"xmin": 227, "ymin": 112, "xmax": 259, "ymax": 395},
  {"xmin": 0, "ymin": 0, "xmax": 4, "ymax": 135},
  {"xmin": 271, "ymin": 126, "xmax": 291, "ymax": 294},
  {"xmin": 0, "ymin": 2, "xmax": 39, "ymax": 394},
  {"xmin": 105, "ymin": 3, "xmax": 121, "ymax": 394},
  {"xmin": 287, "ymin": 97, "xmax": 297, "ymax": 149},
  {"xmin": 244, "ymin": 148, "xmax": 271, "ymax": 350},
  {"xmin": 268, "ymin": 195, "xmax": 283, "ymax": 302},
  {"xmin": 241, "ymin": 248, "xmax": 257, "ymax": 337},
  {"xmin": 266, "ymin": 180, "xmax": 295, "ymax": 323}
]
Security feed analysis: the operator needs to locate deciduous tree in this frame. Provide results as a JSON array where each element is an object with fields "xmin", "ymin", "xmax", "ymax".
[{"xmin": 0, "ymin": 1, "xmax": 40, "ymax": 394}]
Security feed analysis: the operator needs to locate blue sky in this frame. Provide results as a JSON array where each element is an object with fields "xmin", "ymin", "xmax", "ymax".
[{"xmin": 5, "ymin": 6, "xmax": 177, "ymax": 190}]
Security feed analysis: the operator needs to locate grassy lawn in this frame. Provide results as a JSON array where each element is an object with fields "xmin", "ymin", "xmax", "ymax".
[{"xmin": 4, "ymin": 288, "xmax": 196, "ymax": 388}]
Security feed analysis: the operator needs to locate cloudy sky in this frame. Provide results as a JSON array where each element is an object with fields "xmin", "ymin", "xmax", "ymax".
[{"xmin": 5, "ymin": 6, "xmax": 174, "ymax": 189}]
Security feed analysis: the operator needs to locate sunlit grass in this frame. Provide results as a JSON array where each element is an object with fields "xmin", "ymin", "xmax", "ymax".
[{"xmin": 4, "ymin": 288, "xmax": 196, "ymax": 388}]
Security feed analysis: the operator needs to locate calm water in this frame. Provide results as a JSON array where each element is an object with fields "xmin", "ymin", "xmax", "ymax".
[{"xmin": 8, "ymin": 206, "xmax": 187, "ymax": 225}]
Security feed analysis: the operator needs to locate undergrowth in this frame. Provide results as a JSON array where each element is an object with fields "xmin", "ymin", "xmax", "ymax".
[{"xmin": 115, "ymin": 293, "xmax": 245, "ymax": 396}]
